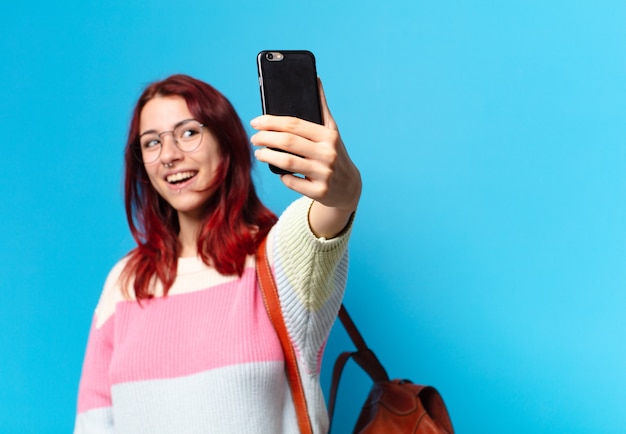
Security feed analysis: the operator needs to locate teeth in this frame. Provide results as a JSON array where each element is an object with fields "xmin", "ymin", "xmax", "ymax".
[{"xmin": 167, "ymin": 171, "xmax": 196, "ymax": 183}]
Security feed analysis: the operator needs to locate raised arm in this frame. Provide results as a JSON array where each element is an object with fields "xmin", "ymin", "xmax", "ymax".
[{"xmin": 250, "ymin": 80, "xmax": 362, "ymax": 239}]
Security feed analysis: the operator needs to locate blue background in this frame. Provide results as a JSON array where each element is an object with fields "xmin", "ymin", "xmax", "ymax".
[{"xmin": 1, "ymin": 1, "xmax": 625, "ymax": 432}]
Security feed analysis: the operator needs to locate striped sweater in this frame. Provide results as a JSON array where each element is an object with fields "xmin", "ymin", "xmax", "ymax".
[{"xmin": 74, "ymin": 197, "xmax": 352, "ymax": 433}]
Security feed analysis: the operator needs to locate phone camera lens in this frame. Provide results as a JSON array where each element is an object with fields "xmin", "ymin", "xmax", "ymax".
[{"xmin": 266, "ymin": 53, "xmax": 274, "ymax": 60}]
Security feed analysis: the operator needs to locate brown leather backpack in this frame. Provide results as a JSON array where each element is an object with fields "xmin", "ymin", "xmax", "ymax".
[
  {"xmin": 257, "ymin": 238, "xmax": 454, "ymax": 433},
  {"xmin": 327, "ymin": 306, "xmax": 454, "ymax": 433}
]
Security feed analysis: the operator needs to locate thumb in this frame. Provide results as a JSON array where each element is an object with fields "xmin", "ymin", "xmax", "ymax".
[{"xmin": 317, "ymin": 78, "xmax": 337, "ymax": 131}]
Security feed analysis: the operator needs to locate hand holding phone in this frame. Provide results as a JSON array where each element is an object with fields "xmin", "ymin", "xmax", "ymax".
[{"xmin": 252, "ymin": 55, "xmax": 363, "ymax": 238}]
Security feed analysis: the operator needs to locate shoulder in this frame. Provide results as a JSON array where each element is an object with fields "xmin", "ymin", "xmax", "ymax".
[{"xmin": 93, "ymin": 256, "xmax": 132, "ymax": 329}]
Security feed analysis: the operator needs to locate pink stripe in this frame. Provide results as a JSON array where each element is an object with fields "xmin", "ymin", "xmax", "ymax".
[
  {"xmin": 109, "ymin": 268, "xmax": 283, "ymax": 384},
  {"xmin": 77, "ymin": 316, "xmax": 114, "ymax": 412}
]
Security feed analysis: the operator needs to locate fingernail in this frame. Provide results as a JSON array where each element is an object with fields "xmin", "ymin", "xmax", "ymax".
[{"xmin": 250, "ymin": 116, "xmax": 261, "ymax": 127}]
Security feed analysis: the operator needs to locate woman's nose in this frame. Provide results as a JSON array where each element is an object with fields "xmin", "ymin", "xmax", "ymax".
[{"xmin": 159, "ymin": 133, "xmax": 183, "ymax": 164}]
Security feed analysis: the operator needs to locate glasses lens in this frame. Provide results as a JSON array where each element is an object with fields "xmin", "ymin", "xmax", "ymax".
[
  {"xmin": 139, "ymin": 134, "xmax": 161, "ymax": 164},
  {"xmin": 174, "ymin": 120, "xmax": 204, "ymax": 152}
]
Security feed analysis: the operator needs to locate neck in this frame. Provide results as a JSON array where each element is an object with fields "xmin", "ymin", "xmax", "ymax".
[{"xmin": 177, "ymin": 212, "xmax": 203, "ymax": 258}]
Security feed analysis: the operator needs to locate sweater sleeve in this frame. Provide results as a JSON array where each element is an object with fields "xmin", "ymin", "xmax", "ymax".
[
  {"xmin": 267, "ymin": 197, "xmax": 354, "ymax": 374},
  {"xmin": 73, "ymin": 315, "xmax": 115, "ymax": 433},
  {"xmin": 74, "ymin": 261, "xmax": 126, "ymax": 433}
]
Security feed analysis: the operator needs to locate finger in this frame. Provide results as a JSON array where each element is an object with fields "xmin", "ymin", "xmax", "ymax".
[
  {"xmin": 251, "ymin": 128, "xmax": 338, "ymax": 164},
  {"xmin": 250, "ymin": 114, "xmax": 327, "ymax": 142},
  {"xmin": 279, "ymin": 173, "xmax": 323, "ymax": 198},
  {"xmin": 254, "ymin": 146, "xmax": 322, "ymax": 177},
  {"xmin": 250, "ymin": 130, "xmax": 308, "ymax": 156},
  {"xmin": 250, "ymin": 116, "xmax": 337, "ymax": 151},
  {"xmin": 317, "ymin": 78, "xmax": 337, "ymax": 131}
]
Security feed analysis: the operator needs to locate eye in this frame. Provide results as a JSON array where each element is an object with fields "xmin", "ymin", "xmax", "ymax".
[
  {"xmin": 179, "ymin": 126, "xmax": 201, "ymax": 140},
  {"xmin": 141, "ymin": 136, "xmax": 161, "ymax": 149}
]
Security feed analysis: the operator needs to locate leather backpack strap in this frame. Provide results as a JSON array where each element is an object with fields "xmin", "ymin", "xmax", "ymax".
[
  {"xmin": 327, "ymin": 350, "xmax": 357, "ymax": 427},
  {"xmin": 338, "ymin": 306, "xmax": 389, "ymax": 383},
  {"xmin": 338, "ymin": 305, "xmax": 368, "ymax": 350},
  {"xmin": 256, "ymin": 237, "xmax": 314, "ymax": 434},
  {"xmin": 328, "ymin": 306, "xmax": 389, "ymax": 432}
]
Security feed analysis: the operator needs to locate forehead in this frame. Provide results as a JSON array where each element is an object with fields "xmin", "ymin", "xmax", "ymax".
[{"xmin": 140, "ymin": 95, "xmax": 192, "ymax": 132}]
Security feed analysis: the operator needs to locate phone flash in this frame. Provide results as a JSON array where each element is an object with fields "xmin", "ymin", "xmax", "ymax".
[{"xmin": 266, "ymin": 52, "xmax": 284, "ymax": 61}]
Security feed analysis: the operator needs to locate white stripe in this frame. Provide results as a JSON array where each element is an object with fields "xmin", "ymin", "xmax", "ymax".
[{"xmin": 109, "ymin": 361, "xmax": 303, "ymax": 434}]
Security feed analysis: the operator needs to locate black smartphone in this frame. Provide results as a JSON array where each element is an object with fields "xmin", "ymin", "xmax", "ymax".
[{"xmin": 257, "ymin": 50, "xmax": 323, "ymax": 174}]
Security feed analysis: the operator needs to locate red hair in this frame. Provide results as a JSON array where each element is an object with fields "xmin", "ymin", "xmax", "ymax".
[{"xmin": 121, "ymin": 74, "xmax": 277, "ymax": 300}]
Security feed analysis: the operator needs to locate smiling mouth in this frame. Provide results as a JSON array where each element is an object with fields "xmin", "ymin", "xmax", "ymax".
[{"xmin": 166, "ymin": 171, "xmax": 197, "ymax": 185}]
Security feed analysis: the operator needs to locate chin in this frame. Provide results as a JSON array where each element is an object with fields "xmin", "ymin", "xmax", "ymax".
[{"xmin": 170, "ymin": 195, "xmax": 213, "ymax": 216}]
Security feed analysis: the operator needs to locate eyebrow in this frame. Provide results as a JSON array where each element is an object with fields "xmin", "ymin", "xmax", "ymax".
[{"xmin": 139, "ymin": 118, "xmax": 196, "ymax": 137}]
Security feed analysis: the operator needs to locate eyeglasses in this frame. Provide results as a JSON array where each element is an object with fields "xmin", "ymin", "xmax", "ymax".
[{"xmin": 136, "ymin": 119, "xmax": 205, "ymax": 164}]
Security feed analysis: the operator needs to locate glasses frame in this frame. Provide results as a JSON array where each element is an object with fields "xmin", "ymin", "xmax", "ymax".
[{"xmin": 135, "ymin": 119, "xmax": 205, "ymax": 164}]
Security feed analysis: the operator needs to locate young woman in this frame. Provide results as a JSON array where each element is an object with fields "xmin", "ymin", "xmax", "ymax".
[{"xmin": 74, "ymin": 74, "xmax": 361, "ymax": 433}]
